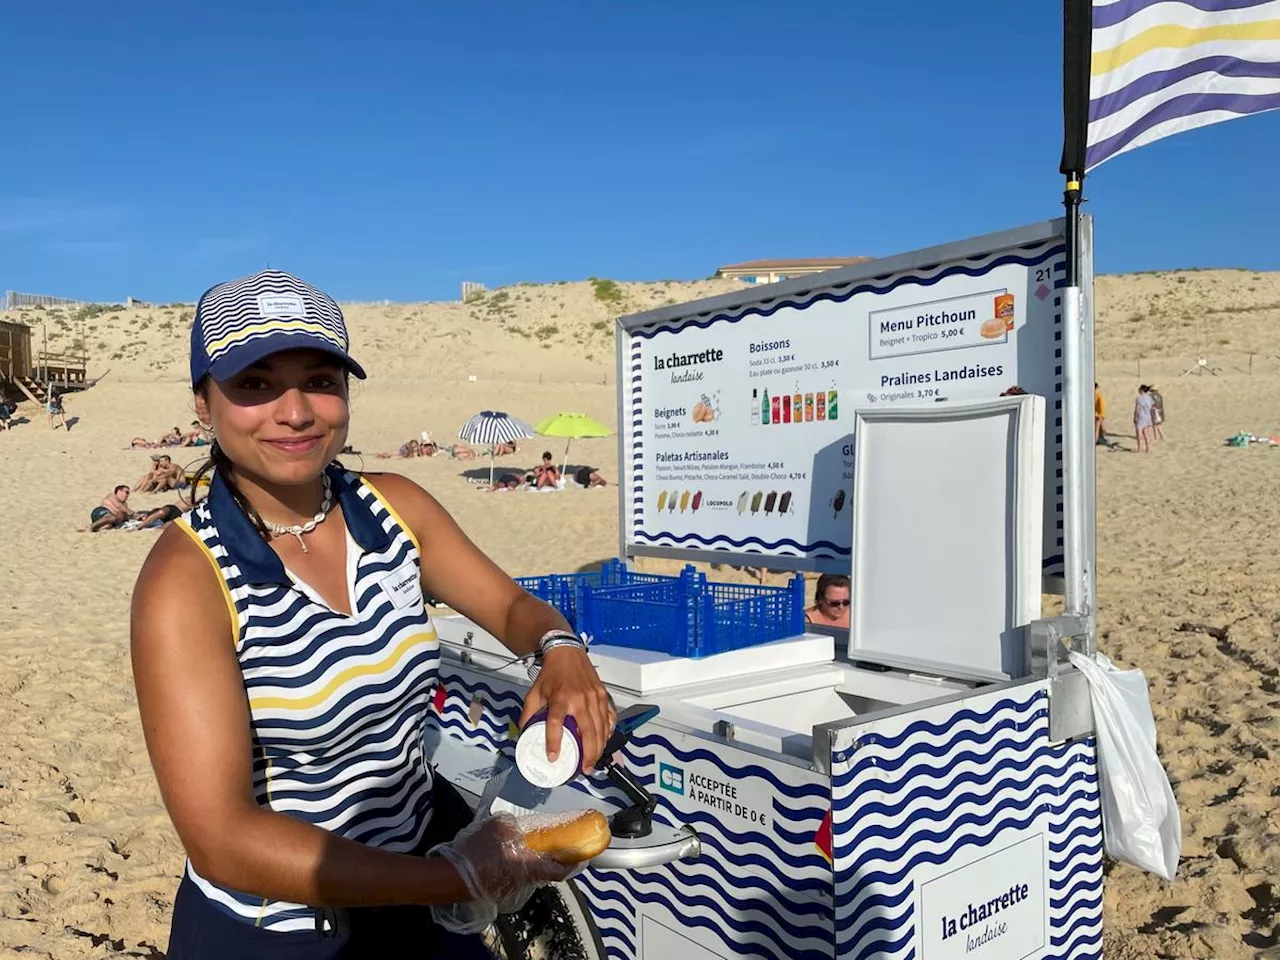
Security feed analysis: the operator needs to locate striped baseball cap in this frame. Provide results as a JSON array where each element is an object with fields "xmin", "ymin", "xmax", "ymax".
[{"xmin": 189, "ymin": 270, "xmax": 367, "ymax": 386}]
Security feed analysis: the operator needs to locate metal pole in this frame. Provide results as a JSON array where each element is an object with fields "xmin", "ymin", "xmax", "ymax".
[{"xmin": 1061, "ymin": 176, "xmax": 1095, "ymax": 652}]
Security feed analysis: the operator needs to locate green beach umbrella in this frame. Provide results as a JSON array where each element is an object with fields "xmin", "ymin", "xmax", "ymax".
[{"xmin": 534, "ymin": 412, "xmax": 613, "ymax": 476}]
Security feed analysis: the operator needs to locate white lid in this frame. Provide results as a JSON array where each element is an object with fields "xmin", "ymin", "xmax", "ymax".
[
  {"xmin": 847, "ymin": 396, "xmax": 1045, "ymax": 682},
  {"xmin": 515, "ymin": 720, "xmax": 582, "ymax": 788}
]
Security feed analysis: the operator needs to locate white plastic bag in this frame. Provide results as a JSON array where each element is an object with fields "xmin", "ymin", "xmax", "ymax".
[{"xmin": 1067, "ymin": 650, "xmax": 1181, "ymax": 879}]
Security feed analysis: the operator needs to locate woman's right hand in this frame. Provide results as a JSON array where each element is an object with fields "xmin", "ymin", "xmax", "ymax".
[{"xmin": 429, "ymin": 813, "xmax": 574, "ymax": 933}]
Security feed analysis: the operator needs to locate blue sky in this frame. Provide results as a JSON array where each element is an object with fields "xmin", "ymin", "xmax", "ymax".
[{"xmin": 2, "ymin": 1, "xmax": 1277, "ymax": 303}]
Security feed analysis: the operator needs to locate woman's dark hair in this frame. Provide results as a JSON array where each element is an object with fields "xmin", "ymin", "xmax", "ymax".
[
  {"xmin": 815, "ymin": 573, "xmax": 851, "ymax": 605},
  {"xmin": 542, "ymin": 451, "xmax": 552, "ymax": 460}
]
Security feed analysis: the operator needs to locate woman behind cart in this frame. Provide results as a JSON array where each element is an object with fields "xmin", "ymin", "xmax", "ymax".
[{"xmin": 130, "ymin": 270, "xmax": 615, "ymax": 958}]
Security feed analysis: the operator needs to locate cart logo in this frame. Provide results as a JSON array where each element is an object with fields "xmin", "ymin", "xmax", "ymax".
[{"xmin": 658, "ymin": 763, "xmax": 684, "ymax": 796}]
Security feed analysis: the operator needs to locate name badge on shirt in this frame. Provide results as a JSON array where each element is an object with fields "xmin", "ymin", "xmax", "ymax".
[{"xmin": 379, "ymin": 565, "xmax": 422, "ymax": 609}]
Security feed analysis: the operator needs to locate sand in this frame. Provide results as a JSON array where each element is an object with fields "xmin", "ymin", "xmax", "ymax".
[{"xmin": 2, "ymin": 271, "xmax": 1280, "ymax": 957}]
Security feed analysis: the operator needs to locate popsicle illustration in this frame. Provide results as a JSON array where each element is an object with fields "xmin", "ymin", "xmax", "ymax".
[
  {"xmin": 679, "ymin": 490, "xmax": 691, "ymax": 513},
  {"xmin": 831, "ymin": 488, "xmax": 847, "ymax": 518},
  {"xmin": 750, "ymin": 491, "xmax": 763, "ymax": 515},
  {"xmin": 779, "ymin": 491, "xmax": 792, "ymax": 515},
  {"xmin": 737, "ymin": 491, "xmax": 749, "ymax": 514},
  {"xmin": 691, "ymin": 491, "xmax": 703, "ymax": 512},
  {"xmin": 764, "ymin": 491, "xmax": 778, "ymax": 515},
  {"xmin": 657, "ymin": 490, "xmax": 668, "ymax": 513},
  {"xmin": 668, "ymin": 490, "xmax": 679, "ymax": 512}
]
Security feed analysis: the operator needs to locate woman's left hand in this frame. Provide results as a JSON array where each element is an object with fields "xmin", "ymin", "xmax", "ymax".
[{"xmin": 518, "ymin": 647, "xmax": 615, "ymax": 774}]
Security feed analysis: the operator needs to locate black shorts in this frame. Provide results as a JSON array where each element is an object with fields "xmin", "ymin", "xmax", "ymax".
[
  {"xmin": 166, "ymin": 877, "xmax": 495, "ymax": 959},
  {"xmin": 166, "ymin": 776, "xmax": 494, "ymax": 959}
]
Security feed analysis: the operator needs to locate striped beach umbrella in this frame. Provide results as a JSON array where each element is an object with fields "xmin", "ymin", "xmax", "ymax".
[{"xmin": 458, "ymin": 410, "xmax": 536, "ymax": 485}]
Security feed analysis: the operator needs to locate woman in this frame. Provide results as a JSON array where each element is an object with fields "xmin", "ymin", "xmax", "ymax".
[
  {"xmin": 1149, "ymin": 384, "xmax": 1165, "ymax": 441},
  {"xmin": 532, "ymin": 452, "xmax": 560, "ymax": 489},
  {"xmin": 47, "ymin": 388, "xmax": 68, "ymax": 430},
  {"xmin": 130, "ymin": 270, "xmax": 614, "ymax": 958},
  {"xmin": 805, "ymin": 573, "xmax": 851, "ymax": 628},
  {"xmin": 1134, "ymin": 384, "xmax": 1155, "ymax": 453}
]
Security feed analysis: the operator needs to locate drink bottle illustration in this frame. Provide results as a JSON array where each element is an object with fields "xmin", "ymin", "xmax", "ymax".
[
  {"xmin": 771, "ymin": 395, "xmax": 780, "ymax": 423},
  {"xmin": 751, "ymin": 389, "xmax": 759, "ymax": 425},
  {"xmin": 793, "ymin": 390, "xmax": 802, "ymax": 424},
  {"xmin": 762, "ymin": 388, "xmax": 770, "ymax": 424},
  {"xmin": 817, "ymin": 391, "xmax": 826, "ymax": 420},
  {"xmin": 804, "ymin": 393, "xmax": 814, "ymax": 421},
  {"xmin": 782, "ymin": 395, "xmax": 791, "ymax": 423},
  {"xmin": 828, "ymin": 389, "xmax": 839, "ymax": 421}
]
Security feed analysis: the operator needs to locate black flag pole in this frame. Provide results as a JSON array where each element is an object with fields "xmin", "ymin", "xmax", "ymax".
[
  {"xmin": 1060, "ymin": 0, "xmax": 1092, "ymax": 286},
  {"xmin": 1059, "ymin": 0, "xmax": 1096, "ymax": 641}
]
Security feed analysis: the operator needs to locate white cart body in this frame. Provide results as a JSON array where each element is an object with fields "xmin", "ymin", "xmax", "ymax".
[{"xmin": 430, "ymin": 218, "xmax": 1103, "ymax": 959}]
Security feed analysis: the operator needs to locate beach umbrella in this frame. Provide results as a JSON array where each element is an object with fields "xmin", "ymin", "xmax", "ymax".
[
  {"xmin": 458, "ymin": 410, "xmax": 536, "ymax": 485},
  {"xmin": 534, "ymin": 412, "xmax": 613, "ymax": 477}
]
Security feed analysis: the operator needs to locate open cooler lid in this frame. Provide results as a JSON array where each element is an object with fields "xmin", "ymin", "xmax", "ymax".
[{"xmin": 847, "ymin": 395, "xmax": 1045, "ymax": 682}]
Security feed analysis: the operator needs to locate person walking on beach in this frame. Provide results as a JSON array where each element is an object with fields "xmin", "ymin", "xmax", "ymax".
[
  {"xmin": 47, "ymin": 387, "xmax": 68, "ymax": 430},
  {"xmin": 1094, "ymin": 383, "xmax": 1106, "ymax": 444},
  {"xmin": 1149, "ymin": 384, "xmax": 1165, "ymax": 441},
  {"xmin": 1134, "ymin": 384, "xmax": 1155, "ymax": 453},
  {"xmin": 130, "ymin": 270, "xmax": 615, "ymax": 958}
]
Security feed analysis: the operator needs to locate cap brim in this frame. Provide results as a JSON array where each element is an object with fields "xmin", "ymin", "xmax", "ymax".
[{"xmin": 206, "ymin": 333, "xmax": 367, "ymax": 383}]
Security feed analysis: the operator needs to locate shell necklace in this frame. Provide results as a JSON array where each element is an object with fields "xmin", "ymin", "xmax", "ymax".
[{"xmin": 263, "ymin": 473, "xmax": 333, "ymax": 552}]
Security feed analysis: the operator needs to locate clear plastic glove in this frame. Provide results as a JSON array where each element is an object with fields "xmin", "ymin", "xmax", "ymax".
[{"xmin": 428, "ymin": 812, "xmax": 575, "ymax": 934}]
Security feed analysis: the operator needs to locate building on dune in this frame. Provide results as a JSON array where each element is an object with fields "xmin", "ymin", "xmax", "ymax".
[{"xmin": 715, "ymin": 256, "xmax": 872, "ymax": 285}]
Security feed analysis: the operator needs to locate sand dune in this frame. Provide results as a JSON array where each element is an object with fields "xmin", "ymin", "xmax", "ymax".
[{"xmin": 3, "ymin": 269, "xmax": 1280, "ymax": 957}]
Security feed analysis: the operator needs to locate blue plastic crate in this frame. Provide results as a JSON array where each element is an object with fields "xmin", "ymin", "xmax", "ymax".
[
  {"xmin": 515, "ymin": 559, "xmax": 680, "ymax": 633},
  {"xmin": 579, "ymin": 567, "xmax": 806, "ymax": 658}
]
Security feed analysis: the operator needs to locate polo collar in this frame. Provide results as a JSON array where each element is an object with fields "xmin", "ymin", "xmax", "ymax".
[{"xmin": 208, "ymin": 464, "xmax": 392, "ymax": 585}]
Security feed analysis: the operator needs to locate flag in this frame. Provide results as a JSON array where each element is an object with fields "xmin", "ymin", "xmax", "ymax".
[{"xmin": 1084, "ymin": 0, "xmax": 1280, "ymax": 171}]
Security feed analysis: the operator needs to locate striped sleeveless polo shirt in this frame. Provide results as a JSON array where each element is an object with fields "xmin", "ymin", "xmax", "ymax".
[{"xmin": 173, "ymin": 464, "xmax": 441, "ymax": 932}]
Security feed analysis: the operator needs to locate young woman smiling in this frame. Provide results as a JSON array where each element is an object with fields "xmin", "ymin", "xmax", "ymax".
[{"xmin": 130, "ymin": 271, "xmax": 614, "ymax": 958}]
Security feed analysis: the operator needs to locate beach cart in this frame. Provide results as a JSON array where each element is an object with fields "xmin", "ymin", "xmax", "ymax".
[{"xmin": 426, "ymin": 217, "xmax": 1106, "ymax": 959}]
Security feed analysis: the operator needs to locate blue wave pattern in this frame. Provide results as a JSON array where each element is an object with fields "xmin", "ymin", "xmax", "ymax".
[
  {"xmin": 432, "ymin": 671, "xmax": 525, "ymax": 760},
  {"xmin": 628, "ymin": 338, "xmax": 646, "ymax": 535},
  {"xmin": 831, "ymin": 685, "xmax": 1103, "ymax": 959},
  {"xmin": 630, "ymin": 243, "xmax": 1061, "ymax": 340},
  {"xmin": 628, "ymin": 242, "xmax": 1069, "ymax": 566},
  {"xmin": 578, "ymin": 728, "xmax": 834, "ymax": 959},
  {"xmin": 427, "ymin": 683, "xmax": 835, "ymax": 960}
]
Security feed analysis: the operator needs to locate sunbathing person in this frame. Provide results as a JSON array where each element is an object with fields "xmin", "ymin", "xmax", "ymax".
[
  {"xmin": 135, "ymin": 455, "xmax": 187, "ymax": 493},
  {"xmin": 91, "ymin": 485, "xmax": 182, "ymax": 532},
  {"xmin": 574, "ymin": 466, "xmax": 607, "ymax": 489},
  {"xmin": 484, "ymin": 473, "xmax": 526, "ymax": 492},
  {"xmin": 533, "ymin": 451, "xmax": 560, "ymax": 489},
  {"xmin": 492, "ymin": 440, "xmax": 518, "ymax": 456}
]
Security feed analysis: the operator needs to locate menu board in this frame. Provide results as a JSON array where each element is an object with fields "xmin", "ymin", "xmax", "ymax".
[{"xmin": 620, "ymin": 228, "xmax": 1069, "ymax": 576}]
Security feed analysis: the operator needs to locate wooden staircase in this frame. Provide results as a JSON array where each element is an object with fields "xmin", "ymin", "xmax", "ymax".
[{"xmin": 15, "ymin": 377, "xmax": 48, "ymax": 406}]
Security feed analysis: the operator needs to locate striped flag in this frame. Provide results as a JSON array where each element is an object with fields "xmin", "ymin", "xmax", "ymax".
[{"xmin": 1086, "ymin": 0, "xmax": 1280, "ymax": 171}]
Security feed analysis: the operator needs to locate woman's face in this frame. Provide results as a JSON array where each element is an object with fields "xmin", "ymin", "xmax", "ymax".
[
  {"xmin": 196, "ymin": 349, "xmax": 350, "ymax": 487},
  {"xmin": 819, "ymin": 585, "xmax": 851, "ymax": 622}
]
